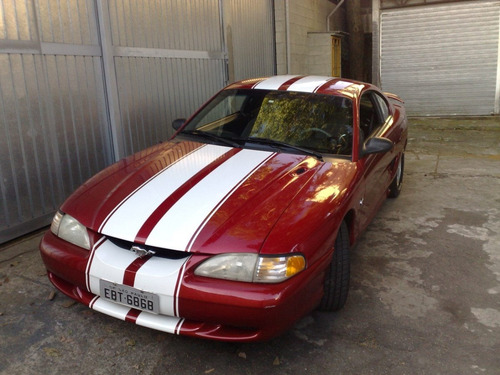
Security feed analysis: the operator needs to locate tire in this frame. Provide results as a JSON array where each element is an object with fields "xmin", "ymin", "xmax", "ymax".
[
  {"xmin": 319, "ymin": 221, "xmax": 350, "ymax": 312},
  {"xmin": 388, "ymin": 152, "xmax": 404, "ymax": 198}
]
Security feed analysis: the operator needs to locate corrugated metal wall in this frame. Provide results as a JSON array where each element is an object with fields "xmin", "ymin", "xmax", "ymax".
[
  {"xmin": 223, "ymin": 0, "xmax": 276, "ymax": 81},
  {"xmin": 0, "ymin": 0, "xmax": 111, "ymax": 242},
  {"xmin": 0, "ymin": 0, "xmax": 276, "ymax": 244},
  {"xmin": 108, "ymin": 0, "xmax": 227, "ymax": 156},
  {"xmin": 380, "ymin": 0, "xmax": 500, "ymax": 116}
]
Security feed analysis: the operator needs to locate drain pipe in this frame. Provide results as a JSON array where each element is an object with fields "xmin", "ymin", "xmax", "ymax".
[
  {"xmin": 285, "ymin": 0, "xmax": 291, "ymax": 73},
  {"xmin": 327, "ymin": 0, "xmax": 345, "ymax": 32}
]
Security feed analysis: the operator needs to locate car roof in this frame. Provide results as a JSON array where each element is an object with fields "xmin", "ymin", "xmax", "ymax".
[{"xmin": 226, "ymin": 75, "xmax": 374, "ymax": 99}]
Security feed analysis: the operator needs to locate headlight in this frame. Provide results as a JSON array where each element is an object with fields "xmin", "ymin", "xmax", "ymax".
[
  {"xmin": 194, "ymin": 253, "xmax": 305, "ymax": 283},
  {"xmin": 50, "ymin": 211, "xmax": 90, "ymax": 250}
]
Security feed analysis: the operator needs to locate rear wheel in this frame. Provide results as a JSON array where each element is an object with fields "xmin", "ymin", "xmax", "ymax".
[
  {"xmin": 319, "ymin": 221, "xmax": 350, "ymax": 312},
  {"xmin": 388, "ymin": 152, "xmax": 404, "ymax": 198}
]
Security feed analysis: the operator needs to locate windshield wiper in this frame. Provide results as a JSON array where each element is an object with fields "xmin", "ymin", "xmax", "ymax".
[
  {"xmin": 180, "ymin": 130, "xmax": 241, "ymax": 148},
  {"xmin": 246, "ymin": 137, "xmax": 323, "ymax": 161}
]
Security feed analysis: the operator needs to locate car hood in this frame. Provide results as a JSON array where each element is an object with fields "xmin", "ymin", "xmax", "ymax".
[{"xmin": 62, "ymin": 141, "xmax": 349, "ymax": 254}]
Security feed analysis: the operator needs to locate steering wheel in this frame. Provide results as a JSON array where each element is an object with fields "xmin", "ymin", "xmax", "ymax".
[
  {"xmin": 302, "ymin": 127, "xmax": 333, "ymax": 138},
  {"xmin": 298, "ymin": 127, "xmax": 337, "ymax": 151},
  {"xmin": 335, "ymin": 133, "xmax": 350, "ymax": 154}
]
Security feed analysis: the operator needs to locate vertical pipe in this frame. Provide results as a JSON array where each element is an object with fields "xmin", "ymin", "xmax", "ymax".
[
  {"xmin": 285, "ymin": 0, "xmax": 290, "ymax": 74},
  {"xmin": 271, "ymin": 0, "xmax": 277, "ymax": 75},
  {"xmin": 326, "ymin": 0, "xmax": 344, "ymax": 32},
  {"xmin": 495, "ymin": 7, "xmax": 500, "ymax": 114},
  {"xmin": 372, "ymin": 0, "xmax": 381, "ymax": 87},
  {"xmin": 218, "ymin": 0, "xmax": 229, "ymax": 85}
]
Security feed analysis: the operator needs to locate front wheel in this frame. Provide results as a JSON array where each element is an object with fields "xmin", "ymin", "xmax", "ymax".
[
  {"xmin": 388, "ymin": 152, "xmax": 404, "ymax": 198},
  {"xmin": 318, "ymin": 221, "xmax": 350, "ymax": 312}
]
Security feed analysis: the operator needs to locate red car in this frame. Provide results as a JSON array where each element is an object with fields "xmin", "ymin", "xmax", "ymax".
[{"xmin": 40, "ymin": 75, "xmax": 407, "ymax": 342}]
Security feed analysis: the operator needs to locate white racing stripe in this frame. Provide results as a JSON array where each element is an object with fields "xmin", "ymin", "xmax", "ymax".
[
  {"xmin": 90, "ymin": 298, "xmax": 183, "ymax": 334},
  {"xmin": 91, "ymin": 298, "xmax": 131, "ymax": 320},
  {"xmin": 85, "ymin": 236, "xmax": 106, "ymax": 291},
  {"xmin": 87, "ymin": 239, "xmax": 190, "ymax": 318},
  {"xmin": 88, "ymin": 239, "xmax": 137, "ymax": 294},
  {"xmin": 287, "ymin": 76, "xmax": 333, "ymax": 93},
  {"xmin": 100, "ymin": 144, "xmax": 231, "ymax": 242},
  {"xmin": 85, "ymin": 145, "xmax": 273, "ymax": 334},
  {"xmin": 253, "ymin": 75, "xmax": 299, "ymax": 90},
  {"xmin": 145, "ymin": 148, "xmax": 273, "ymax": 250},
  {"xmin": 133, "ymin": 255, "xmax": 189, "ymax": 316},
  {"xmin": 135, "ymin": 313, "xmax": 183, "ymax": 334}
]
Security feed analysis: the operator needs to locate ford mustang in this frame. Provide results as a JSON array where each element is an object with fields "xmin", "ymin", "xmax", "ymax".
[{"xmin": 40, "ymin": 75, "xmax": 407, "ymax": 342}]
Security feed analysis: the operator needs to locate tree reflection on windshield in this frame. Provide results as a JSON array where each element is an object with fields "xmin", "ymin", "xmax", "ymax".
[{"xmin": 183, "ymin": 89, "xmax": 353, "ymax": 156}]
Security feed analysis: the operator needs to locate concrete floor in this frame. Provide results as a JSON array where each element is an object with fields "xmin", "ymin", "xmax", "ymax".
[{"xmin": 1, "ymin": 117, "xmax": 499, "ymax": 375}]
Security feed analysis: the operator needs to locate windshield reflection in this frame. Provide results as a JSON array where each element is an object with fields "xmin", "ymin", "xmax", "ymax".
[{"xmin": 181, "ymin": 89, "xmax": 353, "ymax": 156}]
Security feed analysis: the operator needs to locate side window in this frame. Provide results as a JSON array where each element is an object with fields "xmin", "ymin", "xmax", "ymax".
[
  {"xmin": 373, "ymin": 93, "xmax": 390, "ymax": 125},
  {"xmin": 359, "ymin": 92, "xmax": 389, "ymax": 141},
  {"xmin": 190, "ymin": 91, "xmax": 247, "ymax": 131},
  {"xmin": 359, "ymin": 93, "xmax": 376, "ymax": 141}
]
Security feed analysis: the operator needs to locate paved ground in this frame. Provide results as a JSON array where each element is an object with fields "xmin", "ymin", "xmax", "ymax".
[{"xmin": 1, "ymin": 117, "xmax": 499, "ymax": 375}]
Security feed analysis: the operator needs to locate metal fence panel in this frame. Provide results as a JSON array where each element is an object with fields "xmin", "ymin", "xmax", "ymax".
[
  {"xmin": 108, "ymin": 0, "xmax": 226, "ymax": 156},
  {"xmin": 108, "ymin": 0, "xmax": 222, "ymax": 51},
  {"xmin": 114, "ymin": 56, "xmax": 224, "ymax": 155},
  {"xmin": 223, "ymin": 0, "xmax": 276, "ymax": 81},
  {"xmin": 0, "ymin": 0, "xmax": 111, "ymax": 243},
  {"xmin": 0, "ymin": 0, "xmax": 276, "ymax": 243},
  {"xmin": 37, "ymin": 0, "xmax": 99, "ymax": 44}
]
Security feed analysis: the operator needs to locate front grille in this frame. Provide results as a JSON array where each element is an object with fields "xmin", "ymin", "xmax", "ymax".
[{"xmin": 106, "ymin": 236, "xmax": 190, "ymax": 260}]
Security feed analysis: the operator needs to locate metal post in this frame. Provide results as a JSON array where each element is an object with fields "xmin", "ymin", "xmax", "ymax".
[{"xmin": 96, "ymin": 0, "xmax": 123, "ymax": 161}]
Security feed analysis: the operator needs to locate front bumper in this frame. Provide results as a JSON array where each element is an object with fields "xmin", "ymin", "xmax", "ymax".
[{"xmin": 39, "ymin": 231, "xmax": 327, "ymax": 342}]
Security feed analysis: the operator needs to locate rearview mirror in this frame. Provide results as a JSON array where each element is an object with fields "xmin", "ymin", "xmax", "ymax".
[
  {"xmin": 172, "ymin": 118, "xmax": 186, "ymax": 130},
  {"xmin": 362, "ymin": 137, "xmax": 393, "ymax": 157}
]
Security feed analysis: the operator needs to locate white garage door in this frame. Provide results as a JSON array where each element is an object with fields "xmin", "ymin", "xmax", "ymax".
[{"xmin": 380, "ymin": 1, "xmax": 500, "ymax": 116}]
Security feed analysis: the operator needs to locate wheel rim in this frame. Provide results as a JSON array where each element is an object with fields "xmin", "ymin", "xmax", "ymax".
[{"xmin": 396, "ymin": 157, "xmax": 402, "ymax": 187}]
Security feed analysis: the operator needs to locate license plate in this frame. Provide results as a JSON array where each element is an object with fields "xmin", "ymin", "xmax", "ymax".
[{"xmin": 100, "ymin": 279, "xmax": 159, "ymax": 314}]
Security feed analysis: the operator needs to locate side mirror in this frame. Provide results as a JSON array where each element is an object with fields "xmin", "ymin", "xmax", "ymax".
[
  {"xmin": 172, "ymin": 118, "xmax": 186, "ymax": 131},
  {"xmin": 362, "ymin": 137, "xmax": 393, "ymax": 157}
]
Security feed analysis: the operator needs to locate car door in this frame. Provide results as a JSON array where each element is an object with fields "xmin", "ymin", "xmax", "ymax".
[{"xmin": 357, "ymin": 91, "xmax": 394, "ymax": 232}]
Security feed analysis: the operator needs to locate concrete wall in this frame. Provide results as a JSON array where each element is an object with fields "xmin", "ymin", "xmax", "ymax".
[
  {"xmin": 306, "ymin": 33, "xmax": 332, "ymax": 76},
  {"xmin": 274, "ymin": 0, "xmax": 336, "ymax": 75},
  {"xmin": 274, "ymin": 0, "xmax": 287, "ymax": 74}
]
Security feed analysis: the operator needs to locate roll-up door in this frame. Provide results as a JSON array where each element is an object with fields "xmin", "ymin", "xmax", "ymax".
[{"xmin": 380, "ymin": 1, "xmax": 500, "ymax": 116}]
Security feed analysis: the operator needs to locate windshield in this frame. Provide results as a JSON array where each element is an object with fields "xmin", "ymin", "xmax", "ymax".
[{"xmin": 181, "ymin": 89, "xmax": 353, "ymax": 157}]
